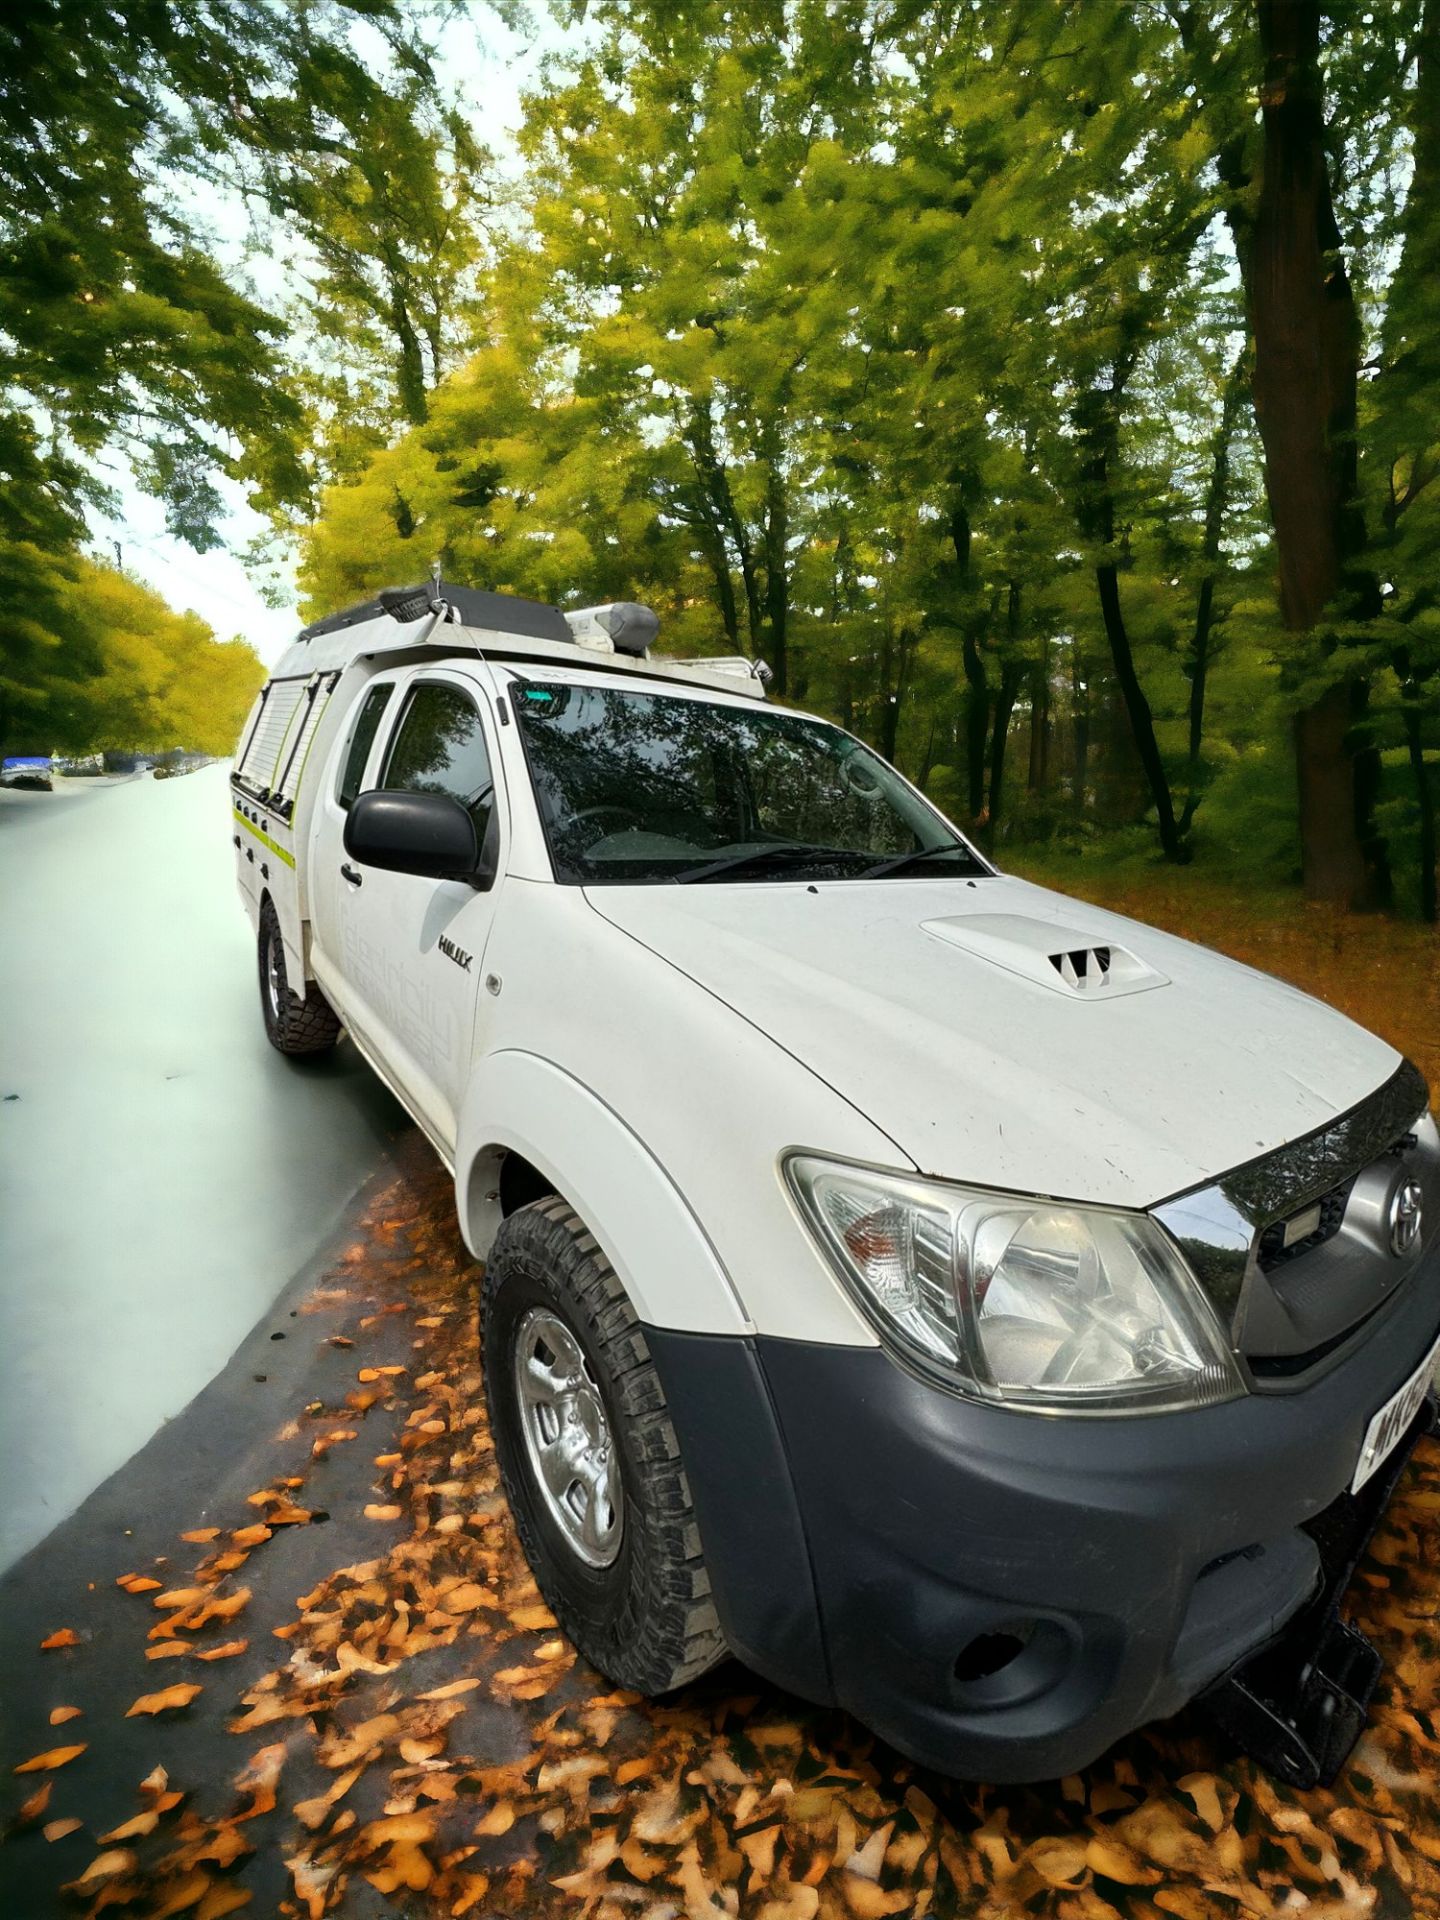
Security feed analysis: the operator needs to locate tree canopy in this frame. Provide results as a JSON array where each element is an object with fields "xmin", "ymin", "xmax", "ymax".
[
  {"xmin": 5, "ymin": 0, "xmax": 1438, "ymax": 915},
  {"xmin": 0, "ymin": 0, "xmax": 497, "ymax": 755}
]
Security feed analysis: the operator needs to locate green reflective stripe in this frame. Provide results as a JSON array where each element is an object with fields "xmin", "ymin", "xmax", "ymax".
[{"xmin": 234, "ymin": 807, "xmax": 296, "ymax": 868}]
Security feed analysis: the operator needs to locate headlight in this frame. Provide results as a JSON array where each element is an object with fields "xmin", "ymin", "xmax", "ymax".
[{"xmin": 785, "ymin": 1155, "xmax": 1243, "ymax": 1415}]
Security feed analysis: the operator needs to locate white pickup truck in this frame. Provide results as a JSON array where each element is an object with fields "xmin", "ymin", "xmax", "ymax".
[{"xmin": 232, "ymin": 579, "xmax": 1440, "ymax": 1786}]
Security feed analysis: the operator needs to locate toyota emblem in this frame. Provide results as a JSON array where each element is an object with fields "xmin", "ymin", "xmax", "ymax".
[{"xmin": 1389, "ymin": 1179, "xmax": 1425, "ymax": 1257}]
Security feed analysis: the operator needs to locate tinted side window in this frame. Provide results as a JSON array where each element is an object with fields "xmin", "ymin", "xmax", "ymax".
[
  {"xmin": 337, "ymin": 685, "xmax": 393, "ymax": 811},
  {"xmin": 381, "ymin": 683, "xmax": 495, "ymax": 831}
]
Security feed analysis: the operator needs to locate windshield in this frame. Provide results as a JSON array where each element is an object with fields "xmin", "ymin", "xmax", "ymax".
[{"xmin": 510, "ymin": 678, "xmax": 989, "ymax": 886}]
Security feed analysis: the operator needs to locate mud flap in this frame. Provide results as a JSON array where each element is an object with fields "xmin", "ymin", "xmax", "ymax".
[{"xmin": 1202, "ymin": 1394, "xmax": 1435, "ymax": 1789}]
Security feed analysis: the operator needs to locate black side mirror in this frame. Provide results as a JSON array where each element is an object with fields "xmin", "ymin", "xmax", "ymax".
[{"xmin": 344, "ymin": 790, "xmax": 482, "ymax": 884}]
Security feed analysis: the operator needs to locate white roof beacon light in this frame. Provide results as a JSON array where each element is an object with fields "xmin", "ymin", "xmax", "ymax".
[{"xmin": 564, "ymin": 602, "xmax": 660, "ymax": 658}]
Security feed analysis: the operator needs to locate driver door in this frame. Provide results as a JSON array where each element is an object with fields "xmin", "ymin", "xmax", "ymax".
[{"xmin": 322, "ymin": 666, "xmax": 508, "ymax": 1156}]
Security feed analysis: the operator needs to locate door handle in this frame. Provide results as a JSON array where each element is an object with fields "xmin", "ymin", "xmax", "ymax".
[{"xmin": 340, "ymin": 863, "xmax": 363, "ymax": 887}]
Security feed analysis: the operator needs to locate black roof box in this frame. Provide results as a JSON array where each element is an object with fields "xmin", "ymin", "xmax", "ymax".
[{"xmin": 298, "ymin": 581, "xmax": 571, "ymax": 646}]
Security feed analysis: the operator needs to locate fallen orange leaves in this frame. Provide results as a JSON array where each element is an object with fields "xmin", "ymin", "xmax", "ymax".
[
  {"xmin": 151, "ymin": 1587, "xmax": 207, "ymax": 1612},
  {"xmin": 98, "ymin": 1808, "xmax": 161, "ymax": 1843},
  {"xmin": 286, "ymin": 1853, "xmax": 338, "ymax": 1920},
  {"xmin": 126, "ymin": 1683, "xmax": 202, "ymax": 1717},
  {"xmin": 49, "ymin": 1704, "xmax": 82, "ymax": 1724},
  {"xmin": 117, "ymin": 1573, "xmax": 163, "ymax": 1594},
  {"xmin": 14, "ymin": 1744, "xmax": 86, "ymax": 1773},
  {"xmin": 419, "ymin": 1676, "xmax": 481, "ymax": 1701},
  {"xmin": 61, "ymin": 1847, "xmax": 137, "ymax": 1894},
  {"xmin": 320, "ymin": 1711, "xmax": 401, "ymax": 1769},
  {"xmin": 43, "ymin": 1817, "xmax": 84, "ymax": 1842},
  {"xmin": 196, "ymin": 1638, "xmax": 248, "ymax": 1662},
  {"xmin": 438, "ymin": 1579, "xmax": 490, "ymax": 1613},
  {"xmin": 35, "ymin": 1117, "xmax": 1440, "ymax": 1920},
  {"xmin": 150, "ymin": 1586, "xmax": 252, "ymax": 1639},
  {"xmin": 14, "ymin": 1780, "xmax": 52, "ymax": 1823},
  {"xmin": 358, "ymin": 1810, "xmax": 436, "ymax": 1893},
  {"xmin": 39, "ymin": 1627, "xmax": 79, "ymax": 1650},
  {"xmin": 233, "ymin": 1742, "xmax": 284, "ymax": 1820},
  {"xmin": 191, "ymin": 1884, "xmax": 252, "ymax": 1917}
]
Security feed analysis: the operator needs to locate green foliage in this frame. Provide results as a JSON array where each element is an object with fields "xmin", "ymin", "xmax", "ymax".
[
  {"xmin": 0, "ymin": 0, "xmax": 505, "ymax": 773},
  {"xmin": 0, "ymin": 557, "xmax": 264, "ymax": 759},
  {"xmin": 7, "ymin": 0, "xmax": 1439, "ymax": 915}
]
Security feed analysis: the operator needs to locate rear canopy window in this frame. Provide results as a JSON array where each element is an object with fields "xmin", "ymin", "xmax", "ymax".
[{"xmin": 511, "ymin": 679, "xmax": 986, "ymax": 885}]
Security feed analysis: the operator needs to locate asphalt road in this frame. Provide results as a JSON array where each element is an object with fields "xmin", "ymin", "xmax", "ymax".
[{"xmin": 0, "ymin": 768, "xmax": 404, "ymax": 1570}]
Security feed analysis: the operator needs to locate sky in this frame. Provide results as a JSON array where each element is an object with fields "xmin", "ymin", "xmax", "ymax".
[{"xmin": 86, "ymin": 7, "xmax": 586, "ymax": 669}]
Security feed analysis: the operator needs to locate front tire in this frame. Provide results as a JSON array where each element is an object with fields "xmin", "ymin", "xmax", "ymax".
[
  {"xmin": 482, "ymin": 1197, "xmax": 726, "ymax": 1693},
  {"xmin": 258, "ymin": 896, "xmax": 340, "ymax": 1056}
]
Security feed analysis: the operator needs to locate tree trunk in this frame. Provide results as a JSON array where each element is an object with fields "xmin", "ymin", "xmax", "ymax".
[
  {"xmin": 1249, "ymin": 0, "xmax": 1390, "ymax": 905},
  {"xmin": 687, "ymin": 402, "xmax": 763, "ymax": 652},
  {"xmin": 950, "ymin": 506, "xmax": 990, "ymax": 825},
  {"xmin": 1096, "ymin": 563, "xmax": 1186, "ymax": 861},
  {"xmin": 1396, "ymin": 644, "xmax": 1438, "ymax": 924},
  {"xmin": 703, "ymin": 536, "xmax": 740, "ymax": 645},
  {"xmin": 988, "ymin": 657, "xmax": 1024, "ymax": 839},
  {"xmin": 916, "ymin": 711, "xmax": 940, "ymax": 792},
  {"xmin": 762, "ymin": 456, "xmax": 788, "ymax": 695},
  {"xmin": 1027, "ymin": 634, "xmax": 1050, "ymax": 791},
  {"xmin": 1185, "ymin": 344, "xmax": 1249, "ymax": 828},
  {"xmin": 390, "ymin": 290, "xmax": 429, "ymax": 427},
  {"xmin": 986, "ymin": 583, "xmax": 1025, "ymax": 839},
  {"xmin": 1074, "ymin": 368, "xmax": 1186, "ymax": 860},
  {"xmin": 1402, "ymin": 699, "xmax": 1438, "ymax": 924},
  {"xmin": 879, "ymin": 626, "xmax": 917, "ymax": 765},
  {"xmin": 1070, "ymin": 649, "xmax": 1090, "ymax": 813},
  {"xmin": 962, "ymin": 633, "xmax": 989, "ymax": 823}
]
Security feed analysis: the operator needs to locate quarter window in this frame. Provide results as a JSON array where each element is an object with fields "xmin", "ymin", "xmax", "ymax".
[
  {"xmin": 337, "ymin": 684, "xmax": 393, "ymax": 811},
  {"xmin": 381, "ymin": 683, "xmax": 495, "ymax": 832}
]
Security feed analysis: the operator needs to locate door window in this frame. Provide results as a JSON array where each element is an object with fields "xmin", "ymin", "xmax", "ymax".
[
  {"xmin": 337, "ymin": 684, "xmax": 393, "ymax": 811},
  {"xmin": 381, "ymin": 682, "xmax": 496, "ymax": 833}
]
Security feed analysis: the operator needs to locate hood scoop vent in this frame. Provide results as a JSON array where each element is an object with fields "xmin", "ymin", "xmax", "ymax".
[{"xmin": 921, "ymin": 913, "xmax": 1170, "ymax": 1001}]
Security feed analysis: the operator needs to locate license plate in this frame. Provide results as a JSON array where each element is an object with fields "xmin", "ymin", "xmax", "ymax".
[{"xmin": 1351, "ymin": 1333, "xmax": 1440, "ymax": 1494}]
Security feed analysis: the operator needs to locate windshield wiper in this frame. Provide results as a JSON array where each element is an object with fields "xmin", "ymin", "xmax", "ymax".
[
  {"xmin": 673, "ymin": 842, "xmax": 864, "ymax": 884},
  {"xmin": 861, "ymin": 840, "xmax": 980, "ymax": 878}
]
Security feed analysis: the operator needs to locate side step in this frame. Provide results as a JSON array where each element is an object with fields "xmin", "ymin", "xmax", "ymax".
[{"xmin": 1203, "ymin": 1392, "xmax": 1434, "ymax": 1789}]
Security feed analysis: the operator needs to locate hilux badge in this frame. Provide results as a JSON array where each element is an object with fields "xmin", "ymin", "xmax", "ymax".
[{"xmin": 1388, "ymin": 1179, "xmax": 1424, "ymax": 1257}]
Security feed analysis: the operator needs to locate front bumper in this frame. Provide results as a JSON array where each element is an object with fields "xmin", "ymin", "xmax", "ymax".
[{"xmin": 647, "ymin": 1232, "xmax": 1440, "ymax": 1784}]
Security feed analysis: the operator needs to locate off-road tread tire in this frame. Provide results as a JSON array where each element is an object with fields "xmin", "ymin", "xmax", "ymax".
[
  {"xmin": 259, "ymin": 896, "xmax": 341, "ymax": 1056},
  {"xmin": 482, "ymin": 1196, "xmax": 726, "ymax": 1694}
]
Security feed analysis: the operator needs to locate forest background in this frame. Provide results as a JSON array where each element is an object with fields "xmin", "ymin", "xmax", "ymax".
[{"xmin": 3, "ymin": 0, "xmax": 1438, "ymax": 918}]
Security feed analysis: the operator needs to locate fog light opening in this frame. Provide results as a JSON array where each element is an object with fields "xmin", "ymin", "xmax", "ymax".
[
  {"xmin": 954, "ymin": 1624, "xmax": 1033, "ymax": 1684},
  {"xmin": 951, "ymin": 1617, "xmax": 1074, "ymax": 1710}
]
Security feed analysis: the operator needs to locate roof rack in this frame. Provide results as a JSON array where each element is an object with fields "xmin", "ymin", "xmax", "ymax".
[{"xmin": 279, "ymin": 578, "xmax": 771, "ymax": 703}]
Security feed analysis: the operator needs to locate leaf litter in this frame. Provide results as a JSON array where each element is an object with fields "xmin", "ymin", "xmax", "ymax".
[{"xmin": 10, "ymin": 1101, "xmax": 1440, "ymax": 1916}]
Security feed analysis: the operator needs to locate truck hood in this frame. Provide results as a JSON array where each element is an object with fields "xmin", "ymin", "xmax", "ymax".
[{"xmin": 587, "ymin": 873, "xmax": 1401, "ymax": 1209}]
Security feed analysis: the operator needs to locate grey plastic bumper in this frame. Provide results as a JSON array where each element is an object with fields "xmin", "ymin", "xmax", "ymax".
[{"xmin": 646, "ymin": 1233, "xmax": 1440, "ymax": 1783}]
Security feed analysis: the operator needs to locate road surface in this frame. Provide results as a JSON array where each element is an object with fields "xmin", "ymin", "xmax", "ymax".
[{"xmin": 0, "ymin": 768, "xmax": 403, "ymax": 1569}]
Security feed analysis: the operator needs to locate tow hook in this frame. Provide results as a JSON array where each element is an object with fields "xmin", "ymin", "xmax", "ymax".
[{"xmin": 1202, "ymin": 1393, "xmax": 1435, "ymax": 1788}]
